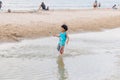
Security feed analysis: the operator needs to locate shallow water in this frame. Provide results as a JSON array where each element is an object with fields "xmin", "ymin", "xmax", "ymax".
[{"xmin": 0, "ymin": 28, "xmax": 120, "ymax": 80}]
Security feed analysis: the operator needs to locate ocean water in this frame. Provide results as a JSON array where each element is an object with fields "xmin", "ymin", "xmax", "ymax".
[{"xmin": 0, "ymin": 0, "xmax": 120, "ymax": 10}]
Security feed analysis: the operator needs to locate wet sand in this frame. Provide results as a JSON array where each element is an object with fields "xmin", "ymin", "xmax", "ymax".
[
  {"xmin": 0, "ymin": 9, "xmax": 120, "ymax": 42},
  {"xmin": 0, "ymin": 28, "xmax": 120, "ymax": 80}
]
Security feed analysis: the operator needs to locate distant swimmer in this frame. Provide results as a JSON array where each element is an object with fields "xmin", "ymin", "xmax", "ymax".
[
  {"xmin": 0, "ymin": 1, "xmax": 2, "ymax": 9},
  {"xmin": 38, "ymin": 2, "xmax": 49, "ymax": 11},
  {"xmin": 93, "ymin": 0, "xmax": 97, "ymax": 8}
]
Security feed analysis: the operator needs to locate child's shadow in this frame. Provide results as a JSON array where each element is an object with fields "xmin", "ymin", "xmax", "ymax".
[{"xmin": 57, "ymin": 55, "xmax": 68, "ymax": 80}]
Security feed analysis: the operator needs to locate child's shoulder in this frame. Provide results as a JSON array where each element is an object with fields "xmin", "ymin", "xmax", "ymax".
[{"xmin": 65, "ymin": 31, "xmax": 68, "ymax": 34}]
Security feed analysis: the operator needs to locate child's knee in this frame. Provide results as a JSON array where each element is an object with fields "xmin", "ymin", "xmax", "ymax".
[{"xmin": 60, "ymin": 47, "xmax": 64, "ymax": 54}]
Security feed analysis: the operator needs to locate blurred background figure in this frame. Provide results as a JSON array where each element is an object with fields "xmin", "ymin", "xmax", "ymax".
[
  {"xmin": 98, "ymin": 3, "xmax": 101, "ymax": 8},
  {"xmin": 38, "ymin": 2, "xmax": 49, "ymax": 11},
  {"xmin": 0, "ymin": 1, "xmax": 2, "ymax": 10},
  {"xmin": 93, "ymin": 0, "xmax": 98, "ymax": 8},
  {"xmin": 112, "ymin": 4, "xmax": 117, "ymax": 9}
]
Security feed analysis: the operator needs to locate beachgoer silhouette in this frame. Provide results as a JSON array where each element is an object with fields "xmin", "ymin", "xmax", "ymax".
[
  {"xmin": 112, "ymin": 4, "xmax": 117, "ymax": 9},
  {"xmin": 38, "ymin": 2, "xmax": 49, "ymax": 11},
  {"xmin": 98, "ymin": 3, "xmax": 101, "ymax": 8},
  {"xmin": 93, "ymin": 0, "xmax": 97, "ymax": 8},
  {"xmin": 41, "ymin": 2, "xmax": 46, "ymax": 10},
  {"xmin": 0, "ymin": 1, "xmax": 2, "ymax": 9}
]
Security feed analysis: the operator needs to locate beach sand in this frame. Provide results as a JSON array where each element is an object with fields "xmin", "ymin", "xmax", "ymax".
[{"xmin": 0, "ymin": 9, "xmax": 120, "ymax": 42}]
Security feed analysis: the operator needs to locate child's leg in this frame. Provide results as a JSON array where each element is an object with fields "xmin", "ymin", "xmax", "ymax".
[
  {"xmin": 57, "ymin": 44, "xmax": 61, "ymax": 51},
  {"xmin": 60, "ymin": 46, "xmax": 64, "ymax": 54}
]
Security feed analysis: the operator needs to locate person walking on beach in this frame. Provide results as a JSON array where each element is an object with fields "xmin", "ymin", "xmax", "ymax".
[
  {"xmin": 38, "ymin": 2, "xmax": 49, "ymax": 11},
  {"xmin": 0, "ymin": 1, "xmax": 2, "ymax": 10},
  {"xmin": 93, "ymin": 0, "xmax": 97, "ymax": 8},
  {"xmin": 54, "ymin": 24, "xmax": 69, "ymax": 55}
]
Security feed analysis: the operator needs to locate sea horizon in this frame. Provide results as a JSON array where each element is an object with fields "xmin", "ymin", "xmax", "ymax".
[{"xmin": 0, "ymin": 0, "xmax": 119, "ymax": 10}]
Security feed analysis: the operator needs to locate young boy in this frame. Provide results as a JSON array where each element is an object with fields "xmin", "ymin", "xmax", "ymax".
[{"xmin": 54, "ymin": 24, "xmax": 69, "ymax": 55}]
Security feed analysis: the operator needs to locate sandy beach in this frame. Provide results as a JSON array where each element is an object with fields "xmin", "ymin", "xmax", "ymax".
[
  {"xmin": 0, "ymin": 9, "xmax": 120, "ymax": 42},
  {"xmin": 0, "ymin": 7, "xmax": 120, "ymax": 80}
]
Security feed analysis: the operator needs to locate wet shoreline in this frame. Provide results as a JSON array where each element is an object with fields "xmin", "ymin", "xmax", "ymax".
[{"xmin": 0, "ymin": 28, "xmax": 120, "ymax": 80}]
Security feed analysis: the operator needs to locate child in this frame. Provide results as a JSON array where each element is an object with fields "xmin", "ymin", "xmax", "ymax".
[{"xmin": 54, "ymin": 24, "xmax": 69, "ymax": 55}]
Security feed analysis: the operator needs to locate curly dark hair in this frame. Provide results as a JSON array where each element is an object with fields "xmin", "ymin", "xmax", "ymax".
[{"xmin": 61, "ymin": 24, "xmax": 68, "ymax": 31}]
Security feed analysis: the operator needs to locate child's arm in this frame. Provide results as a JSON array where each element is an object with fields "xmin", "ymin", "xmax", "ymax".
[
  {"xmin": 66, "ymin": 33, "xmax": 69, "ymax": 44},
  {"xmin": 53, "ymin": 34, "xmax": 59, "ymax": 37},
  {"xmin": 49, "ymin": 32, "xmax": 59, "ymax": 37}
]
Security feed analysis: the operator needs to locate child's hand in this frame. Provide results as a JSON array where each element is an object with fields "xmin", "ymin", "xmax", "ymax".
[
  {"xmin": 53, "ymin": 34, "xmax": 59, "ymax": 37},
  {"xmin": 49, "ymin": 32, "xmax": 57, "ymax": 37}
]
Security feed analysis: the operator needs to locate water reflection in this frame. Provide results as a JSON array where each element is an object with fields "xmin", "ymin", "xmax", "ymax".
[{"xmin": 57, "ymin": 55, "xmax": 68, "ymax": 80}]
